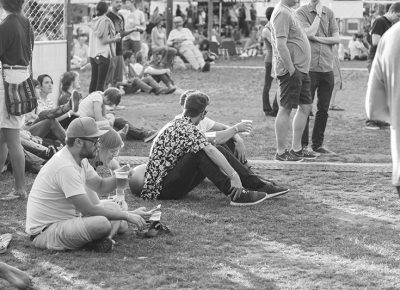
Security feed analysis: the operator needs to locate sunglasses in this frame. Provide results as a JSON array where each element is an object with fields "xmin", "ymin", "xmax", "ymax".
[{"xmin": 79, "ymin": 137, "xmax": 100, "ymax": 145}]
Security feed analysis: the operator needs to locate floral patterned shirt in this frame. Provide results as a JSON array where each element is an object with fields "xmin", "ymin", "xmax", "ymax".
[{"xmin": 141, "ymin": 116, "xmax": 209, "ymax": 200}]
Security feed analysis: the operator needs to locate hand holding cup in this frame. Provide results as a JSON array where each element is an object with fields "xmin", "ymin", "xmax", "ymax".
[{"xmin": 235, "ymin": 120, "xmax": 253, "ymax": 135}]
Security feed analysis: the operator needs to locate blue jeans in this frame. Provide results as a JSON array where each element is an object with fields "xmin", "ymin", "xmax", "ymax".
[
  {"xmin": 89, "ymin": 56, "xmax": 110, "ymax": 93},
  {"xmin": 302, "ymin": 71, "xmax": 334, "ymax": 150}
]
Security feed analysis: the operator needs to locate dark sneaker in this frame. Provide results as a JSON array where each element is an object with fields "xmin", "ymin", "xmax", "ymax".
[
  {"xmin": 313, "ymin": 146, "xmax": 336, "ymax": 155},
  {"xmin": 144, "ymin": 221, "xmax": 172, "ymax": 238},
  {"xmin": 143, "ymin": 130, "xmax": 159, "ymax": 143},
  {"xmin": 230, "ymin": 190, "xmax": 268, "ymax": 206},
  {"xmin": 275, "ymin": 150, "xmax": 303, "ymax": 162},
  {"xmin": 366, "ymin": 120, "xmax": 380, "ymax": 130},
  {"xmin": 85, "ymin": 238, "xmax": 114, "ymax": 253},
  {"xmin": 257, "ymin": 183, "xmax": 289, "ymax": 198},
  {"xmin": 377, "ymin": 120, "xmax": 390, "ymax": 129},
  {"xmin": 329, "ymin": 105, "xmax": 344, "ymax": 111},
  {"xmin": 290, "ymin": 148, "xmax": 318, "ymax": 160}
]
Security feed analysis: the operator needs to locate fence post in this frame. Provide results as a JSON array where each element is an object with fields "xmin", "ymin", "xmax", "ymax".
[
  {"xmin": 166, "ymin": 0, "xmax": 173, "ymax": 36},
  {"xmin": 207, "ymin": 0, "xmax": 213, "ymax": 41},
  {"xmin": 64, "ymin": 0, "xmax": 73, "ymax": 71}
]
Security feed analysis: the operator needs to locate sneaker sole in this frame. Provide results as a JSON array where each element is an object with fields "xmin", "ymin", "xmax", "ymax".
[
  {"xmin": 230, "ymin": 194, "xmax": 269, "ymax": 206},
  {"xmin": 274, "ymin": 158, "xmax": 304, "ymax": 162},
  {"xmin": 265, "ymin": 189, "xmax": 289, "ymax": 199},
  {"xmin": 365, "ymin": 126, "xmax": 380, "ymax": 130},
  {"xmin": 144, "ymin": 131, "xmax": 159, "ymax": 143}
]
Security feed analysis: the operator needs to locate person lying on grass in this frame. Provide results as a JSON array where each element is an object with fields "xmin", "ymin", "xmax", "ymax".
[
  {"xmin": 133, "ymin": 90, "xmax": 289, "ymax": 206},
  {"xmin": 177, "ymin": 90, "xmax": 251, "ymax": 165},
  {"xmin": 25, "ymin": 117, "xmax": 157, "ymax": 252}
]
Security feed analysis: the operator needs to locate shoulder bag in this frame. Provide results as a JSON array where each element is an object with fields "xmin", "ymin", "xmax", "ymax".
[{"xmin": 2, "ymin": 20, "xmax": 38, "ymax": 116}]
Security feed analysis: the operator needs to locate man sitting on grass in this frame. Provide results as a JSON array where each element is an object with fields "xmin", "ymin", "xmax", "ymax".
[
  {"xmin": 136, "ymin": 91, "xmax": 289, "ymax": 206},
  {"xmin": 26, "ymin": 117, "xmax": 152, "ymax": 252},
  {"xmin": 178, "ymin": 90, "xmax": 251, "ymax": 164}
]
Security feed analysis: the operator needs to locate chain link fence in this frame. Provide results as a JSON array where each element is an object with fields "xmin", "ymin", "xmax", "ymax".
[{"xmin": 24, "ymin": 0, "xmax": 65, "ymax": 41}]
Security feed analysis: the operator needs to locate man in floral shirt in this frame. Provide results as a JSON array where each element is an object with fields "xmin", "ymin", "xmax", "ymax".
[{"xmin": 139, "ymin": 91, "xmax": 289, "ymax": 206}]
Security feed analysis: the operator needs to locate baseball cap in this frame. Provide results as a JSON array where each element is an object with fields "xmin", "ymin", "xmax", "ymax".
[{"xmin": 66, "ymin": 117, "xmax": 108, "ymax": 138}]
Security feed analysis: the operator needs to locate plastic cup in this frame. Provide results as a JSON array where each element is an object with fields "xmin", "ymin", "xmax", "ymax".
[
  {"xmin": 241, "ymin": 119, "xmax": 253, "ymax": 135},
  {"xmin": 115, "ymin": 170, "xmax": 129, "ymax": 195}
]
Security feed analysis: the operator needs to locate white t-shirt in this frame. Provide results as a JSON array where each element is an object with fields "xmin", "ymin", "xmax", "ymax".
[
  {"xmin": 26, "ymin": 147, "xmax": 98, "ymax": 235},
  {"xmin": 123, "ymin": 9, "xmax": 145, "ymax": 41},
  {"xmin": 77, "ymin": 91, "xmax": 103, "ymax": 118},
  {"xmin": 175, "ymin": 114, "xmax": 216, "ymax": 132},
  {"xmin": 348, "ymin": 39, "xmax": 365, "ymax": 59}
]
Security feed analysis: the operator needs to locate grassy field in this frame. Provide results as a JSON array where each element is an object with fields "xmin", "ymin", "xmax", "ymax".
[{"xmin": 1, "ymin": 58, "xmax": 399, "ymax": 289}]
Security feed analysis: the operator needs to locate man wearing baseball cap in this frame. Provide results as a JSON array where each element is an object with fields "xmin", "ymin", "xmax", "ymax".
[{"xmin": 26, "ymin": 117, "xmax": 150, "ymax": 252}]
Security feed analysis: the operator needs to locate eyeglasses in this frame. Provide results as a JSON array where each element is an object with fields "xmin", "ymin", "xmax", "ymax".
[
  {"xmin": 201, "ymin": 110, "xmax": 208, "ymax": 119},
  {"xmin": 79, "ymin": 137, "xmax": 99, "ymax": 146}
]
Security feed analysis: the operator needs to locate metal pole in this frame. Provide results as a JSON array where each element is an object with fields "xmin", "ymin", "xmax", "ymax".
[
  {"xmin": 219, "ymin": 0, "xmax": 222, "ymax": 36},
  {"xmin": 64, "ymin": 0, "xmax": 72, "ymax": 71},
  {"xmin": 207, "ymin": 0, "xmax": 213, "ymax": 40},
  {"xmin": 166, "ymin": 0, "xmax": 173, "ymax": 36}
]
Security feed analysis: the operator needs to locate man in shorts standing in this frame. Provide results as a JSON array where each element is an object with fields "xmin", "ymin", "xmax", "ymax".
[{"xmin": 270, "ymin": 0, "xmax": 312, "ymax": 161}]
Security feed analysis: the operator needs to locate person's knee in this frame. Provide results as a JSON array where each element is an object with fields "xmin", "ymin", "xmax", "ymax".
[
  {"xmin": 129, "ymin": 164, "xmax": 146, "ymax": 196},
  {"xmin": 118, "ymin": 221, "xmax": 129, "ymax": 234},
  {"xmin": 298, "ymin": 104, "xmax": 312, "ymax": 115},
  {"xmin": 84, "ymin": 216, "xmax": 112, "ymax": 240}
]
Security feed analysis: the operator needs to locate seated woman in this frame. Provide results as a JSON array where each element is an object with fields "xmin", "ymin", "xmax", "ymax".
[
  {"xmin": 141, "ymin": 52, "xmax": 177, "ymax": 94},
  {"xmin": 87, "ymin": 128, "xmax": 162, "ymax": 242},
  {"xmin": 77, "ymin": 87, "xmax": 158, "ymax": 142},
  {"xmin": 24, "ymin": 75, "xmax": 70, "ymax": 145},
  {"xmin": 58, "ymin": 71, "xmax": 83, "ymax": 128},
  {"xmin": 151, "ymin": 15, "xmax": 177, "ymax": 69},
  {"xmin": 119, "ymin": 51, "xmax": 167, "ymax": 95}
]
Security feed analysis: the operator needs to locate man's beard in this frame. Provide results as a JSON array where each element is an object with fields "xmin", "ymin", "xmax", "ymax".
[{"xmin": 79, "ymin": 145, "xmax": 97, "ymax": 159}]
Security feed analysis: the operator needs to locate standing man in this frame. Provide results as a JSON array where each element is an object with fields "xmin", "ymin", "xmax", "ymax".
[
  {"xmin": 365, "ymin": 22, "xmax": 400, "ymax": 196},
  {"xmin": 270, "ymin": 0, "xmax": 313, "ymax": 162},
  {"xmin": 297, "ymin": 0, "xmax": 340, "ymax": 155},
  {"xmin": 121, "ymin": 0, "xmax": 146, "ymax": 54},
  {"xmin": 365, "ymin": 2, "xmax": 400, "ymax": 130},
  {"xmin": 106, "ymin": 0, "xmax": 125, "ymax": 87}
]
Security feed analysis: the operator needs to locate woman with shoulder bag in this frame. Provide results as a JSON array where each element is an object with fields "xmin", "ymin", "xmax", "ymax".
[
  {"xmin": 0, "ymin": 0, "xmax": 33, "ymax": 200},
  {"xmin": 88, "ymin": 1, "xmax": 121, "ymax": 93}
]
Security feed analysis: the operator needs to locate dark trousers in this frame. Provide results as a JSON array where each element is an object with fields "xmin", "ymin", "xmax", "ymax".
[
  {"xmin": 302, "ymin": 71, "xmax": 334, "ymax": 150},
  {"xmin": 159, "ymin": 145, "xmax": 265, "ymax": 200},
  {"xmin": 113, "ymin": 117, "xmax": 149, "ymax": 140},
  {"xmin": 262, "ymin": 62, "xmax": 278, "ymax": 113},
  {"xmin": 89, "ymin": 56, "xmax": 110, "ymax": 93},
  {"xmin": 152, "ymin": 74, "xmax": 174, "ymax": 87}
]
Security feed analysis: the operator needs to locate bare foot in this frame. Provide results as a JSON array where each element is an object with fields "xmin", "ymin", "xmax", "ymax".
[{"xmin": 0, "ymin": 262, "xmax": 31, "ymax": 289}]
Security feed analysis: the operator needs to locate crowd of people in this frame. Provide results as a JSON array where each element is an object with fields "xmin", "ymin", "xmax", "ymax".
[{"xmin": 1, "ymin": 0, "xmax": 400, "ymax": 288}]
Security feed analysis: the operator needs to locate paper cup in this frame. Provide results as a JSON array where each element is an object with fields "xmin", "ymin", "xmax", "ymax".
[{"xmin": 241, "ymin": 120, "xmax": 253, "ymax": 135}]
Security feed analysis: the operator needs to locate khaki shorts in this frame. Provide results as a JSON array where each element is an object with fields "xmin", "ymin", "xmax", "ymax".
[{"xmin": 32, "ymin": 216, "xmax": 92, "ymax": 251}]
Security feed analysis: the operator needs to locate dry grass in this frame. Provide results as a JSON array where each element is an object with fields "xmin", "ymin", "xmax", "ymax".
[{"xmin": 1, "ymin": 59, "xmax": 398, "ymax": 289}]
